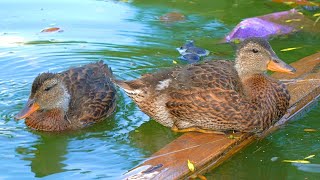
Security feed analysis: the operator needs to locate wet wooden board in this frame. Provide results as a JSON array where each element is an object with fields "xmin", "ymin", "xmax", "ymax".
[{"xmin": 123, "ymin": 52, "xmax": 320, "ymax": 180}]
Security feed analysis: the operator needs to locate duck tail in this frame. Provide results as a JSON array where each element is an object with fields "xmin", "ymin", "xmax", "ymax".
[
  {"xmin": 96, "ymin": 60, "xmax": 114, "ymax": 77},
  {"xmin": 112, "ymin": 78, "xmax": 145, "ymax": 95}
]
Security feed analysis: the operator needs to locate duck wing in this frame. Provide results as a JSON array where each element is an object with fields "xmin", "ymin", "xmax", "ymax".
[
  {"xmin": 165, "ymin": 60, "xmax": 250, "ymax": 131},
  {"xmin": 61, "ymin": 61, "xmax": 117, "ymax": 127}
]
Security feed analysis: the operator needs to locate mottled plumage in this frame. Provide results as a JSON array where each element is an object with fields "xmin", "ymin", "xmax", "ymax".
[
  {"xmin": 115, "ymin": 38, "xmax": 295, "ymax": 133},
  {"xmin": 15, "ymin": 61, "xmax": 117, "ymax": 131}
]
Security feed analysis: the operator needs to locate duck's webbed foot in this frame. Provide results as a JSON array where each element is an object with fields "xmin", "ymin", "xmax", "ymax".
[{"xmin": 171, "ymin": 125, "xmax": 225, "ymax": 134}]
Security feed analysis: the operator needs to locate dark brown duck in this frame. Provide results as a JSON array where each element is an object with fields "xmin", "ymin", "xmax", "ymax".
[
  {"xmin": 15, "ymin": 61, "xmax": 117, "ymax": 131},
  {"xmin": 115, "ymin": 38, "xmax": 296, "ymax": 133}
]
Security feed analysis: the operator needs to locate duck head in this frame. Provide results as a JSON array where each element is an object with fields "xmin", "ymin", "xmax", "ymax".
[
  {"xmin": 234, "ymin": 38, "xmax": 296, "ymax": 77},
  {"xmin": 15, "ymin": 73, "xmax": 71, "ymax": 120}
]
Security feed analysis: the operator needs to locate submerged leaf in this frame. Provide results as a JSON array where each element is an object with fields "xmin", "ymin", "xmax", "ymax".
[
  {"xmin": 304, "ymin": 155, "xmax": 316, "ymax": 159},
  {"xmin": 304, "ymin": 128, "xmax": 317, "ymax": 132},
  {"xmin": 187, "ymin": 160, "xmax": 195, "ymax": 172},
  {"xmin": 280, "ymin": 47, "xmax": 302, "ymax": 52},
  {"xmin": 282, "ymin": 160, "xmax": 310, "ymax": 164},
  {"xmin": 313, "ymin": 13, "xmax": 320, "ymax": 17}
]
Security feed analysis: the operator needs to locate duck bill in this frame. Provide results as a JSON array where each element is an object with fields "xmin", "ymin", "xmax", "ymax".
[
  {"xmin": 267, "ymin": 57, "xmax": 296, "ymax": 74},
  {"xmin": 15, "ymin": 99, "xmax": 40, "ymax": 120}
]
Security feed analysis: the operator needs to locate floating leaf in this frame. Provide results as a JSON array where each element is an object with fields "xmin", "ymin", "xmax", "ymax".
[
  {"xmin": 173, "ymin": 60, "xmax": 178, "ymax": 64},
  {"xmin": 280, "ymin": 47, "xmax": 302, "ymax": 52},
  {"xmin": 304, "ymin": 155, "xmax": 316, "ymax": 159},
  {"xmin": 41, "ymin": 27, "xmax": 62, "ymax": 33},
  {"xmin": 134, "ymin": 130, "xmax": 139, "ymax": 133},
  {"xmin": 285, "ymin": 19, "xmax": 301, "ymax": 23},
  {"xmin": 282, "ymin": 160, "xmax": 310, "ymax": 164},
  {"xmin": 228, "ymin": 135, "xmax": 239, "ymax": 139},
  {"xmin": 313, "ymin": 13, "xmax": 320, "ymax": 17},
  {"xmin": 232, "ymin": 38, "xmax": 241, "ymax": 44},
  {"xmin": 187, "ymin": 160, "xmax": 195, "ymax": 172},
  {"xmin": 283, "ymin": 1, "xmax": 295, "ymax": 5},
  {"xmin": 304, "ymin": 128, "xmax": 317, "ymax": 132}
]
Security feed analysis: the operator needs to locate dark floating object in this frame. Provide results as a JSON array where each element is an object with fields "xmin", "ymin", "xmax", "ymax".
[
  {"xmin": 179, "ymin": 53, "xmax": 201, "ymax": 64},
  {"xmin": 15, "ymin": 61, "xmax": 117, "ymax": 131},
  {"xmin": 159, "ymin": 12, "xmax": 186, "ymax": 23},
  {"xmin": 302, "ymin": 5, "xmax": 320, "ymax": 11},
  {"xmin": 176, "ymin": 40, "xmax": 209, "ymax": 63}
]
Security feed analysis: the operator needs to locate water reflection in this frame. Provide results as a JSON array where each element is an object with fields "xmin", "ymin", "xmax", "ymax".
[{"xmin": 16, "ymin": 133, "xmax": 68, "ymax": 177}]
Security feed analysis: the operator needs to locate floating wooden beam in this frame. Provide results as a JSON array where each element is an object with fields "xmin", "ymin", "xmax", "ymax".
[{"xmin": 123, "ymin": 52, "xmax": 320, "ymax": 180}]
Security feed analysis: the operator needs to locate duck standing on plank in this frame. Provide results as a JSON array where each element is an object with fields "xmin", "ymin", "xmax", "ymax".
[
  {"xmin": 15, "ymin": 61, "xmax": 117, "ymax": 131},
  {"xmin": 114, "ymin": 38, "xmax": 296, "ymax": 134}
]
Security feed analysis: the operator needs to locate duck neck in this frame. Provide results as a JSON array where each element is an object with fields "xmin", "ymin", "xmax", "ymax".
[{"xmin": 235, "ymin": 57, "xmax": 262, "ymax": 78}]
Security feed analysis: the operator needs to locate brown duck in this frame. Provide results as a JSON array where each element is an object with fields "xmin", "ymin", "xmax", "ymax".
[
  {"xmin": 115, "ymin": 38, "xmax": 296, "ymax": 133},
  {"xmin": 15, "ymin": 61, "xmax": 117, "ymax": 131}
]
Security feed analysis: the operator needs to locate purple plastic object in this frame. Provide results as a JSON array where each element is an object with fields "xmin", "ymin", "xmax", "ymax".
[{"xmin": 225, "ymin": 9, "xmax": 300, "ymax": 42}]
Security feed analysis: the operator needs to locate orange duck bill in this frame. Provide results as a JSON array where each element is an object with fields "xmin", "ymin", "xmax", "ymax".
[
  {"xmin": 15, "ymin": 99, "xmax": 40, "ymax": 120},
  {"xmin": 267, "ymin": 57, "xmax": 296, "ymax": 74}
]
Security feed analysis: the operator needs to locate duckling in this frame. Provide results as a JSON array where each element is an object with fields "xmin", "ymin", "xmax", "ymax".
[
  {"xmin": 15, "ymin": 61, "xmax": 117, "ymax": 131},
  {"xmin": 115, "ymin": 38, "xmax": 295, "ymax": 134}
]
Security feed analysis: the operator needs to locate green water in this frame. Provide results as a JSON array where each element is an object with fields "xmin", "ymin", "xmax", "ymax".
[{"xmin": 0, "ymin": 0, "xmax": 319, "ymax": 179}]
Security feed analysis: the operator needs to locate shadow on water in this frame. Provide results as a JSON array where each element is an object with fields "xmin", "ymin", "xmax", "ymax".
[{"xmin": 15, "ymin": 115, "xmax": 118, "ymax": 177}]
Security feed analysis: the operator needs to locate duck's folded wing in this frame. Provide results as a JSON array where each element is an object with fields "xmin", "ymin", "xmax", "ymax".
[
  {"xmin": 166, "ymin": 88, "xmax": 251, "ymax": 131},
  {"xmin": 171, "ymin": 60, "xmax": 242, "ymax": 91},
  {"xmin": 63, "ymin": 62, "xmax": 117, "ymax": 126}
]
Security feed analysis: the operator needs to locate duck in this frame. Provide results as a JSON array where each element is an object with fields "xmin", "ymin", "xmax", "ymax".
[
  {"xmin": 114, "ymin": 38, "xmax": 296, "ymax": 134},
  {"xmin": 15, "ymin": 61, "xmax": 117, "ymax": 131}
]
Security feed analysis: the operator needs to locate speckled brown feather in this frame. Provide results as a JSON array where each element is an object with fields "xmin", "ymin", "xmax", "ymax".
[
  {"xmin": 25, "ymin": 61, "xmax": 117, "ymax": 131},
  {"xmin": 115, "ymin": 60, "xmax": 290, "ymax": 133}
]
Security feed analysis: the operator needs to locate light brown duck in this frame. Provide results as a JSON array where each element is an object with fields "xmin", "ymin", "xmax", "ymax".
[
  {"xmin": 115, "ymin": 38, "xmax": 296, "ymax": 133},
  {"xmin": 15, "ymin": 61, "xmax": 117, "ymax": 131}
]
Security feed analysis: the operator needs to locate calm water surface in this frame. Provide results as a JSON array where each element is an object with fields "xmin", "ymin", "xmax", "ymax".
[{"xmin": 0, "ymin": 0, "xmax": 319, "ymax": 179}]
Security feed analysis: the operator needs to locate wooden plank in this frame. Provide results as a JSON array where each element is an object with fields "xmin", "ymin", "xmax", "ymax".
[{"xmin": 123, "ymin": 52, "xmax": 320, "ymax": 180}]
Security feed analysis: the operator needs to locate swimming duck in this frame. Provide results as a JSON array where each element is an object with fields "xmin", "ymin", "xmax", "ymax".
[
  {"xmin": 15, "ymin": 61, "xmax": 117, "ymax": 131},
  {"xmin": 115, "ymin": 38, "xmax": 295, "ymax": 133}
]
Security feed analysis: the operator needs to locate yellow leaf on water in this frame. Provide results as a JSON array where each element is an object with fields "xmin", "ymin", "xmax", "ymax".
[
  {"xmin": 173, "ymin": 60, "xmax": 178, "ymax": 64},
  {"xmin": 285, "ymin": 19, "xmax": 301, "ymax": 23},
  {"xmin": 304, "ymin": 128, "xmax": 317, "ymax": 132},
  {"xmin": 187, "ymin": 160, "xmax": 195, "ymax": 172},
  {"xmin": 280, "ymin": 47, "xmax": 302, "ymax": 52},
  {"xmin": 233, "ymin": 38, "xmax": 241, "ymax": 44},
  {"xmin": 282, "ymin": 160, "xmax": 310, "ymax": 164},
  {"xmin": 304, "ymin": 155, "xmax": 316, "ymax": 159},
  {"xmin": 313, "ymin": 13, "xmax": 320, "ymax": 17},
  {"xmin": 283, "ymin": 2, "xmax": 295, "ymax": 5}
]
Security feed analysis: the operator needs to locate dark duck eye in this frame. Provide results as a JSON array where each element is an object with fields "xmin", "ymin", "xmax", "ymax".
[
  {"xmin": 252, "ymin": 49, "xmax": 259, "ymax": 53},
  {"xmin": 44, "ymin": 84, "xmax": 56, "ymax": 91}
]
